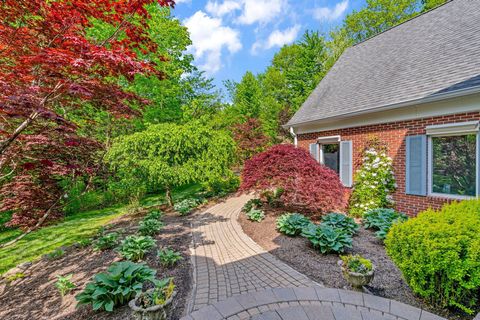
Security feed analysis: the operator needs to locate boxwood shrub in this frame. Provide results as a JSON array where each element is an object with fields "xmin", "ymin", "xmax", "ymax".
[{"xmin": 385, "ymin": 200, "xmax": 480, "ymax": 314}]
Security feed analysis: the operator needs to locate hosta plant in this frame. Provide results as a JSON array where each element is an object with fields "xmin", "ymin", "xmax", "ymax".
[
  {"xmin": 363, "ymin": 208, "xmax": 408, "ymax": 240},
  {"xmin": 174, "ymin": 198, "xmax": 203, "ymax": 216},
  {"xmin": 76, "ymin": 261, "xmax": 157, "ymax": 312},
  {"xmin": 118, "ymin": 236, "xmax": 156, "ymax": 262},
  {"xmin": 302, "ymin": 224, "xmax": 352, "ymax": 254},
  {"xmin": 321, "ymin": 213, "xmax": 359, "ymax": 236},
  {"xmin": 349, "ymin": 140, "xmax": 397, "ymax": 217},
  {"xmin": 276, "ymin": 213, "xmax": 313, "ymax": 236},
  {"xmin": 138, "ymin": 218, "xmax": 164, "ymax": 236},
  {"xmin": 94, "ymin": 232, "xmax": 120, "ymax": 251},
  {"xmin": 146, "ymin": 210, "xmax": 164, "ymax": 220},
  {"xmin": 242, "ymin": 198, "xmax": 263, "ymax": 213},
  {"xmin": 55, "ymin": 274, "xmax": 76, "ymax": 296},
  {"xmin": 158, "ymin": 248, "xmax": 183, "ymax": 267},
  {"xmin": 246, "ymin": 208, "xmax": 265, "ymax": 222}
]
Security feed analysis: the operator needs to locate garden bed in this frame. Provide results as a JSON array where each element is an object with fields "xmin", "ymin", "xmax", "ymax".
[
  {"xmin": 238, "ymin": 211, "xmax": 471, "ymax": 320},
  {"xmin": 0, "ymin": 209, "xmax": 193, "ymax": 320}
]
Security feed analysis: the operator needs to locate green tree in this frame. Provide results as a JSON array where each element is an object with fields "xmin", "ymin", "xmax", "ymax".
[
  {"xmin": 105, "ymin": 122, "xmax": 236, "ymax": 206},
  {"xmin": 230, "ymin": 71, "xmax": 263, "ymax": 121}
]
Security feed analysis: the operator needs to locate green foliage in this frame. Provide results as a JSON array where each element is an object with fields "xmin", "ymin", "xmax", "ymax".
[
  {"xmin": 340, "ymin": 255, "xmax": 373, "ymax": 274},
  {"xmin": 118, "ymin": 235, "xmax": 156, "ymax": 262},
  {"xmin": 363, "ymin": 208, "xmax": 408, "ymax": 240},
  {"xmin": 94, "ymin": 232, "xmax": 119, "ymax": 251},
  {"xmin": 301, "ymin": 224, "xmax": 353, "ymax": 254},
  {"xmin": 205, "ymin": 175, "xmax": 240, "ymax": 197},
  {"xmin": 157, "ymin": 248, "xmax": 183, "ymax": 267},
  {"xmin": 5, "ymin": 272, "xmax": 25, "ymax": 282},
  {"xmin": 77, "ymin": 238, "xmax": 93, "ymax": 248},
  {"xmin": 321, "ymin": 213, "xmax": 359, "ymax": 236},
  {"xmin": 138, "ymin": 218, "xmax": 164, "ymax": 236},
  {"xmin": 174, "ymin": 198, "xmax": 203, "ymax": 216},
  {"xmin": 246, "ymin": 209, "xmax": 265, "ymax": 222},
  {"xmin": 385, "ymin": 200, "xmax": 480, "ymax": 314},
  {"xmin": 145, "ymin": 209, "xmax": 163, "ymax": 221},
  {"xmin": 56, "ymin": 274, "xmax": 76, "ymax": 296},
  {"xmin": 76, "ymin": 261, "xmax": 157, "ymax": 312},
  {"xmin": 349, "ymin": 142, "xmax": 397, "ymax": 217},
  {"xmin": 106, "ymin": 122, "xmax": 236, "ymax": 201},
  {"xmin": 136, "ymin": 278, "xmax": 176, "ymax": 308},
  {"xmin": 276, "ymin": 213, "xmax": 313, "ymax": 236},
  {"xmin": 45, "ymin": 248, "xmax": 65, "ymax": 260},
  {"xmin": 242, "ymin": 198, "xmax": 263, "ymax": 213}
]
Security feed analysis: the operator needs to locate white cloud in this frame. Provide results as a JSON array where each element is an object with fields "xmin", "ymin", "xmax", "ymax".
[
  {"xmin": 237, "ymin": 0, "xmax": 287, "ymax": 25},
  {"xmin": 175, "ymin": 0, "xmax": 191, "ymax": 3},
  {"xmin": 206, "ymin": 0, "xmax": 241, "ymax": 17},
  {"xmin": 251, "ymin": 24, "xmax": 300, "ymax": 54},
  {"xmin": 184, "ymin": 11, "xmax": 242, "ymax": 74},
  {"xmin": 313, "ymin": 0, "xmax": 349, "ymax": 21}
]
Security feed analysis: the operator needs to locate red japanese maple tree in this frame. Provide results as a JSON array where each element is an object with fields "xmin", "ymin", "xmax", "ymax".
[
  {"xmin": 232, "ymin": 118, "xmax": 269, "ymax": 163},
  {"xmin": 0, "ymin": 0, "xmax": 175, "ymax": 230},
  {"xmin": 240, "ymin": 144, "xmax": 347, "ymax": 214}
]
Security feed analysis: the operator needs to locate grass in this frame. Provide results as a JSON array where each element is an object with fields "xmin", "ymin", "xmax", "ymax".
[{"xmin": 0, "ymin": 184, "xmax": 203, "ymax": 275}]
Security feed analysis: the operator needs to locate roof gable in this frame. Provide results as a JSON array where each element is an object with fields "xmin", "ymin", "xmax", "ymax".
[{"xmin": 288, "ymin": 0, "xmax": 480, "ymax": 127}]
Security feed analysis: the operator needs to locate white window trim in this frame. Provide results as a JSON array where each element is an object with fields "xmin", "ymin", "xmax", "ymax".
[
  {"xmin": 427, "ymin": 123, "xmax": 479, "ymax": 200},
  {"xmin": 317, "ymin": 136, "xmax": 341, "ymax": 167}
]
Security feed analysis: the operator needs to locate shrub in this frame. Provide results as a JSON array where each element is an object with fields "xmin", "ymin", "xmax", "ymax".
[
  {"xmin": 76, "ymin": 261, "xmax": 157, "ymax": 312},
  {"xmin": 302, "ymin": 224, "xmax": 352, "ymax": 254},
  {"xmin": 240, "ymin": 144, "xmax": 346, "ymax": 214},
  {"xmin": 94, "ymin": 232, "xmax": 119, "ymax": 251},
  {"xmin": 349, "ymin": 139, "xmax": 397, "ymax": 217},
  {"xmin": 118, "ymin": 236, "xmax": 156, "ymax": 262},
  {"xmin": 157, "ymin": 248, "xmax": 183, "ymax": 267},
  {"xmin": 364, "ymin": 208, "xmax": 408, "ymax": 240},
  {"xmin": 242, "ymin": 198, "xmax": 263, "ymax": 213},
  {"xmin": 174, "ymin": 198, "xmax": 203, "ymax": 216},
  {"xmin": 321, "ymin": 213, "xmax": 359, "ymax": 235},
  {"xmin": 138, "ymin": 218, "xmax": 164, "ymax": 236},
  {"xmin": 340, "ymin": 255, "xmax": 373, "ymax": 274},
  {"xmin": 55, "ymin": 274, "xmax": 76, "ymax": 296},
  {"xmin": 246, "ymin": 208, "xmax": 265, "ymax": 222},
  {"xmin": 276, "ymin": 213, "xmax": 312, "ymax": 236},
  {"xmin": 146, "ymin": 209, "xmax": 163, "ymax": 220},
  {"xmin": 385, "ymin": 200, "xmax": 480, "ymax": 314}
]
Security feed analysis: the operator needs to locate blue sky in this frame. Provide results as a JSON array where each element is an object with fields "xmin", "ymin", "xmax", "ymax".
[{"xmin": 172, "ymin": 0, "xmax": 366, "ymax": 88}]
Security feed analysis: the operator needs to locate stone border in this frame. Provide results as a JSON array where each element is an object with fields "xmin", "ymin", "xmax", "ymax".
[{"xmin": 181, "ymin": 287, "xmax": 447, "ymax": 320}]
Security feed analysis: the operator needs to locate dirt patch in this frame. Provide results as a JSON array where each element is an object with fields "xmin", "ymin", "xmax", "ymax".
[
  {"xmin": 0, "ymin": 209, "xmax": 193, "ymax": 320},
  {"xmin": 238, "ymin": 212, "xmax": 471, "ymax": 320}
]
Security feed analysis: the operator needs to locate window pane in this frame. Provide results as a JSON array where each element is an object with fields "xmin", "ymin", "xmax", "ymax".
[
  {"xmin": 432, "ymin": 134, "xmax": 477, "ymax": 196},
  {"xmin": 323, "ymin": 144, "xmax": 340, "ymax": 173}
]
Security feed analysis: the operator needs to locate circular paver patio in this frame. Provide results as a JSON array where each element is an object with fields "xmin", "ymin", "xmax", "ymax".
[{"xmin": 183, "ymin": 195, "xmax": 448, "ymax": 320}]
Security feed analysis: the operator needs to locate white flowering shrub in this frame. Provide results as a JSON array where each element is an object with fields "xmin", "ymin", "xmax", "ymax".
[{"xmin": 349, "ymin": 145, "xmax": 397, "ymax": 217}]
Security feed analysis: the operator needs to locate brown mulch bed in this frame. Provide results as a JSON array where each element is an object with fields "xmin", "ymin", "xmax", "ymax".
[
  {"xmin": 238, "ymin": 211, "xmax": 472, "ymax": 320},
  {"xmin": 0, "ymin": 208, "xmax": 193, "ymax": 320}
]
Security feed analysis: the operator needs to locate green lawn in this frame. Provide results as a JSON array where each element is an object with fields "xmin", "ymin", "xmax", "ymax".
[{"xmin": 0, "ymin": 184, "xmax": 203, "ymax": 274}]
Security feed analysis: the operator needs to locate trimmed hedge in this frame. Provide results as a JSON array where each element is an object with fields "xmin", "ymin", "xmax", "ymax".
[{"xmin": 385, "ymin": 200, "xmax": 480, "ymax": 314}]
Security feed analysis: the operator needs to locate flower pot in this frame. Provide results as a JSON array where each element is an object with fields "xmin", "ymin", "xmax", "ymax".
[
  {"xmin": 338, "ymin": 260, "xmax": 374, "ymax": 291},
  {"xmin": 129, "ymin": 290, "xmax": 177, "ymax": 320}
]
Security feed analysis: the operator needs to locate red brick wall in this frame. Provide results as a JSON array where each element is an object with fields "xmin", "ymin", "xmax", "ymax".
[{"xmin": 297, "ymin": 111, "xmax": 480, "ymax": 216}]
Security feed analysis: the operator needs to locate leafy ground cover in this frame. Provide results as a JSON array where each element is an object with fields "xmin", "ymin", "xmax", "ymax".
[{"xmin": 0, "ymin": 184, "xmax": 202, "ymax": 275}]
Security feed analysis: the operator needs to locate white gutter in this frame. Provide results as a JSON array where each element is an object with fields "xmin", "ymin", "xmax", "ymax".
[
  {"xmin": 289, "ymin": 127, "xmax": 297, "ymax": 147},
  {"xmin": 284, "ymin": 85, "xmax": 480, "ymax": 129}
]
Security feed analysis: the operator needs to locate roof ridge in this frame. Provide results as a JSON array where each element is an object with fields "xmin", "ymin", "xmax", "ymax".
[{"xmin": 352, "ymin": 0, "xmax": 454, "ymax": 47}]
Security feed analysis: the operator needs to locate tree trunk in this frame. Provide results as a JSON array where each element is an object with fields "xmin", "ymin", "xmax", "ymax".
[{"xmin": 166, "ymin": 187, "xmax": 174, "ymax": 207}]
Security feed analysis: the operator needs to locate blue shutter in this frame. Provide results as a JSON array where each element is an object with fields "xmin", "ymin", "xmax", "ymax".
[
  {"xmin": 405, "ymin": 135, "xmax": 427, "ymax": 196},
  {"xmin": 340, "ymin": 141, "xmax": 353, "ymax": 187},
  {"xmin": 309, "ymin": 143, "xmax": 319, "ymax": 162}
]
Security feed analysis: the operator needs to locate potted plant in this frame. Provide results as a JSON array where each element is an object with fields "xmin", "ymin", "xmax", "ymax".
[
  {"xmin": 129, "ymin": 278, "xmax": 176, "ymax": 320},
  {"xmin": 338, "ymin": 254, "xmax": 374, "ymax": 291}
]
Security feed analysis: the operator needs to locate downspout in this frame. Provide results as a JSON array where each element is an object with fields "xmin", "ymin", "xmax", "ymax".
[{"xmin": 289, "ymin": 127, "xmax": 297, "ymax": 147}]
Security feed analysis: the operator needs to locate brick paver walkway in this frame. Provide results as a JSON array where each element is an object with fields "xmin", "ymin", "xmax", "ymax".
[
  {"xmin": 183, "ymin": 195, "xmax": 448, "ymax": 320},
  {"xmin": 188, "ymin": 194, "xmax": 317, "ymax": 312},
  {"xmin": 183, "ymin": 287, "xmax": 447, "ymax": 320}
]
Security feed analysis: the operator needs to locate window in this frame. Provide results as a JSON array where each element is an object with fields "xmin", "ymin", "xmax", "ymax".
[
  {"xmin": 430, "ymin": 134, "xmax": 477, "ymax": 197},
  {"xmin": 321, "ymin": 144, "xmax": 340, "ymax": 173}
]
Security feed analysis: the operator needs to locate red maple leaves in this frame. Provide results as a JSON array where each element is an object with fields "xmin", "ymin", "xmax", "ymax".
[{"xmin": 0, "ymin": 0, "xmax": 175, "ymax": 228}]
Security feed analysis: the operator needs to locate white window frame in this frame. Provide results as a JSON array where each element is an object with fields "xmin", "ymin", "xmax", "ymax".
[
  {"xmin": 426, "ymin": 121, "xmax": 479, "ymax": 200},
  {"xmin": 317, "ymin": 135, "xmax": 341, "ymax": 167}
]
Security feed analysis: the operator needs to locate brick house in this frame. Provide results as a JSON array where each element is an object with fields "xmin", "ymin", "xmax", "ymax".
[{"xmin": 285, "ymin": 0, "xmax": 480, "ymax": 216}]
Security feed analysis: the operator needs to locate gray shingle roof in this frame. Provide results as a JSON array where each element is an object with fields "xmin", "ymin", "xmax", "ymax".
[{"xmin": 287, "ymin": 0, "xmax": 480, "ymax": 127}]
